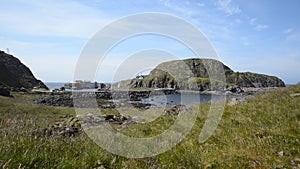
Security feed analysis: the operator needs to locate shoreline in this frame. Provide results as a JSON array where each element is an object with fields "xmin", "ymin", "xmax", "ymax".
[{"xmin": 26, "ymin": 86, "xmax": 286, "ymax": 108}]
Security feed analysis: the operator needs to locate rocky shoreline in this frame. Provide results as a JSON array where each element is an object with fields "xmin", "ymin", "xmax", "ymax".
[
  {"xmin": 33, "ymin": 89, "xmax": 177, "ymax": 108},
  {"xmin": 31, "ymin": 86, "xmax": 282, "ymax": 108}
]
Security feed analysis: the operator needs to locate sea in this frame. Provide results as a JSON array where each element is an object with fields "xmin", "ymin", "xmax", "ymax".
[
  {"xmin": 45, "ymin": 82, "xmax": 99, "ymax": 92},
  {"xmin": 45, "ymin": 82, "xmax": 66, "ymax": 90},
  {"xmin": 140, "ymin": 93, "xmax": 225, "ymax": 106}
]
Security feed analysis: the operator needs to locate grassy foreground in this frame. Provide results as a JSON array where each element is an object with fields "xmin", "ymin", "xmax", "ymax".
[{"xmin": 0, "ymin": 85, "xmax": 299, "ymax": 168}]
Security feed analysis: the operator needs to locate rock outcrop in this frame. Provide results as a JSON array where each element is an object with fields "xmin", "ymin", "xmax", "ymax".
[
  {"xmin": 0, "ymin": 50, "xmax": 48, "ymax": 91},
  {"xmin": 226, "ymin": 72, "xmax": 285, "ymax": 88},
  {"xmin": 118, "ymin": 58, "xmax": 285, "ymax": 91}
]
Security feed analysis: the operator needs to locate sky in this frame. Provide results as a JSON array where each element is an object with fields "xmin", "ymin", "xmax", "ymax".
[{"xmin": 0, "ymin": 0, "xmax": 299, "ymax": 84}]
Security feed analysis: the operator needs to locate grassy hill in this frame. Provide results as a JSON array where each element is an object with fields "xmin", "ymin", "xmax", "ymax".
[
  {"xmin": 0, "ymin": 84, "xmax": 299, "ymax": 168},
  {"xmin": 121, "ymin": 58, "xmax": 285, "ymax": 91}
]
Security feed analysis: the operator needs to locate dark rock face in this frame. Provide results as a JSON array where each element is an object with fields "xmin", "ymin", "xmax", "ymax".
[
  {"xmin": 122, "ymin": 58, "xmax": 285, "ymax": 90},
  {"xmin": 0, "ymin": 50, "xmax": 48, "ymax": 90}
]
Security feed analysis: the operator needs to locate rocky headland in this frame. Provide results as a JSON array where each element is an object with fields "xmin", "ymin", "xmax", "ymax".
[
  {"xmin": 115, "ymin": 58, "xmax": 285, "ymax": 91},
  {"xmin": 0, "ymin": 50, "xmax": 48, "ymax": 96}
]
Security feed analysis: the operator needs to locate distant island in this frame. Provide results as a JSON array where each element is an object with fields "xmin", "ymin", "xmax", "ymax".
[
  {"xmin": 114, "ymin": 58, "xmax": 285, "ymax": 91},
  {"xmin": 63, "ymin": 80, "xmax": 111, "ymax": 90}
]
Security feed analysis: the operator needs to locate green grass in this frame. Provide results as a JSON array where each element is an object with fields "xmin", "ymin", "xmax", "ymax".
[{"xmin": 0, "ymin": 85, "xmax": 300, "ymax": 168}]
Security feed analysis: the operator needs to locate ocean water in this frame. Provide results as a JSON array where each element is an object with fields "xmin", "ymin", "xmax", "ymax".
[
  {"xmin": 45, "ymin": 82, "xmax": 66, "ymax": 90},
  {"xmin": 45, "ymin": 82, "xmax": 100, "ymax": 92},
  {"xmin": 141, "ymin": 93, "xmax": 225, "ymax": 106}
]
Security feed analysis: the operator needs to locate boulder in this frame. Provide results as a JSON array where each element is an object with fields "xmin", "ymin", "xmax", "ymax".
[
  {"xmin": 227, "ymin": 86, "xmax": 244, "ymax": 93},
  {"xmin": 164, "ymin": 104, "xmax": 188, "ymax": 115},
  {"xmin": 0, "ymin": 84, "xmax": 12, "ymax": 97}
]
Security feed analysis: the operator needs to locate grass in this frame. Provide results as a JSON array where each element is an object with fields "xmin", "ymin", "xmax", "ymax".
[{"xmin": 0, "ymin": 84, "xmax": 300, "ymax": 168}]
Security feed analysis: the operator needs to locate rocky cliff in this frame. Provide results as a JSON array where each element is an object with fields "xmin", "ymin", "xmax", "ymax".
[
  {"xmin": 120, "ymin": 58, "xmax": 285, "ymax": 91},
  {"xmin": 0, "ymin": 50, "xmax": 48, "ymax": 91}
]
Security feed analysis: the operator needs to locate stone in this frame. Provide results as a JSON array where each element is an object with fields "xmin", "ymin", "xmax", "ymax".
[
  {"xmin": 290, "ymin": 93, "xmax": 300, "ymax": 97},
  {"xmin": 293, "ymin": 158, "xmax": 300, "ymax": 164},
  {"xmin": 104, "ymin": 115, "xmax": 115, "ymax": 121},
  {"xmin": 114, "ymin": 114, "xmax": 128, "ymax": 122},
  {"xmin": 228, "ymin": 86, "xmax": 244, "ymax": 93},
  {"xmin": 164, "ymin": 104, "xmax": 188, "ymax": 115},
  {"xmin": 20, "ymin": 87, "xmax": 29, "ymax": 92},
  {"xmin": 0, "ymin": 85, "xmax": 11, "ymax": 97}
]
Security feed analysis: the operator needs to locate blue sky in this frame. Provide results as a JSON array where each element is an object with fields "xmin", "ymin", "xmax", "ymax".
[{"xmin": 0, "ymin": 0, "xmax": 299, "ymax": 84}]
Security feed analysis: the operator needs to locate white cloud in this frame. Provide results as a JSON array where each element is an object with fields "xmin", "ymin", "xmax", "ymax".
[
  {"xmin": 215, "ymin": 0, "xmax": 241, "ymax": 16},
  {"xmin": 254, "ymin": 24, "xmax": 269, "ymax": 31},
  {"xmin": 249, "ymin": 18, "xmax": 257, "ymax": 25},
  {"xmin": 160, "ymin": 0, "xmax": 200, "ymax": 18},
  {"xmin": 0, "ymin": 0, "xmax": 111, "ymax": 38},
  {"xmin": 160, "ymin": 0, "xmax": 238, "ymax": 42},
  {"xmin": 283, "ymin": 28, "xmax": 293, "ymax": 34},
  {"xmin": 249, "ymin": 18, "xmax": 268, "ymax": 31}
]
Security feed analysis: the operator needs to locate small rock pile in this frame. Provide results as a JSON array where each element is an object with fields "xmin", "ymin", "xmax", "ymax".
[
  {"xmin": 80, "ymin": 114, "xmax": 132, "ymax": 128},
  {"xmin": 33, "ymin": 117, "xmax": 82, "ymax": 137},
  {"xmin": 164, "ymin": 104, "xmax": 189, "ymax": 115},
  {"xmin": 228, "ymin": 97, "xmax": 247, "ymax": 106},
  {"xmin": 33, "ymin": 113, "xmax": 133, "ymax": 137}
]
